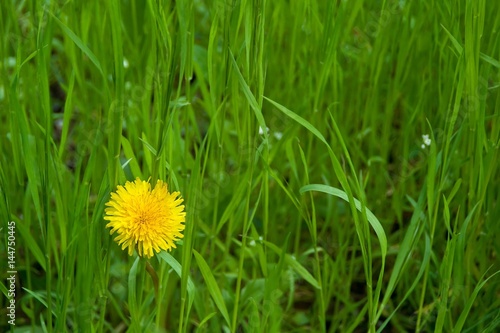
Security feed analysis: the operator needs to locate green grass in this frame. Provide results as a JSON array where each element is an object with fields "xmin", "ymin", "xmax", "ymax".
[{"xmin": 1, "ymin": 0, "xmax": 499, "ymax": 332}]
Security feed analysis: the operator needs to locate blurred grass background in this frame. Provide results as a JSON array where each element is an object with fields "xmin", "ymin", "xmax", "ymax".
[{"xmin": 0, "ymin": 0, "xmax": 499, "ymax": 332}]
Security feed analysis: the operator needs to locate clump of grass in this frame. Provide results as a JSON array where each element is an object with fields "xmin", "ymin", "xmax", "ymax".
[{"xmin": 0, "ymin": 0, "xmax": 499, "ymax": 332}]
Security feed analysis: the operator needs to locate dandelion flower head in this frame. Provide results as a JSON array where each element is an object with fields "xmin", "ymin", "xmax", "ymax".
[{"xmin": 104, "ymin": 178, "xmax": 185, "ymax": 258}]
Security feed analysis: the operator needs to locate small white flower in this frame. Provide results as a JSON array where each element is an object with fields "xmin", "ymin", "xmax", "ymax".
[
  {"xmin": 54, "ymin": 118, "xmax": 63, "ymax": 131},
  {"xmin": 422, "ymin": 134, "xmax": 431, "ymax": 147},
  {"xmin": 123, "ymin": 58, "xmax": 129, "ymax": 68},
  {"xmin": 249, "ymin": 240, "xmax": 256, "ymax": 247},
  {"xmin": 7, "ymin": 57, "xmax": 16, "ymax": 68},
  {"xmin": 273, "ymin": 132, "xmax": 283, "ymax": 140},
  {"xmin": 258, "ymin": 236, "xmax": 263, "ymax": 242},
  {"xmin": 259, "ymin": 126, "xmax": 269, "ymax": 135}
]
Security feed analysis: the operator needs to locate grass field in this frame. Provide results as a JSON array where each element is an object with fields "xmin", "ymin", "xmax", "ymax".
[{"xmin": 1, "ymin": 0, "xmax": 499, "ymax": 332}]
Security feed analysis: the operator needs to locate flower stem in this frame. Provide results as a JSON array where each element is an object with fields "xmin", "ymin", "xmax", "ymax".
[{"xmin": 146, "ymin": 260, "xmax": 159, "ymax": 300}]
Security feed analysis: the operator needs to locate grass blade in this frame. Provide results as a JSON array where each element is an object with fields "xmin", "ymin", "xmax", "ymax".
[
  {"xmin": 49, "ymin": 12, "xmax": 103, "ymax": 76},
  {"xmin": 193, "ymin": 250, "xmax": 231, "ymax": 327},
  {"xmin": 300, "ymin": 184, "xmax": 387, "ymax": 258}
]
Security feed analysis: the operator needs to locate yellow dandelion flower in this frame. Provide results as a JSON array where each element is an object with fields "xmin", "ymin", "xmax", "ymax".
[{"xmin": 104, "ymin": 178, "xmax": 185, "ymax": 258}]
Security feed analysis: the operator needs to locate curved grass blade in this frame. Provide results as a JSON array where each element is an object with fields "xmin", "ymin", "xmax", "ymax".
[
  {"xmin": 454, "ymin": 268, "xmax": 500, "ymax": 332},
  {"xmin": 300, "ymin": 184, "xmax": 387, "ymax": 258},
  {"xmin": 49, "ymin": 12, "xmax": 103, "ymax": 76},
  {"xmin": 263, "ymin": 241, "xmax": 321, "ymax": 290},
  {"xmin": 193, "ymin": 250, "xmax": 231, "ymax": 327},
  {"xmin": 157, "ymin": 251, "xmax": 196, "ymax": 303}
]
